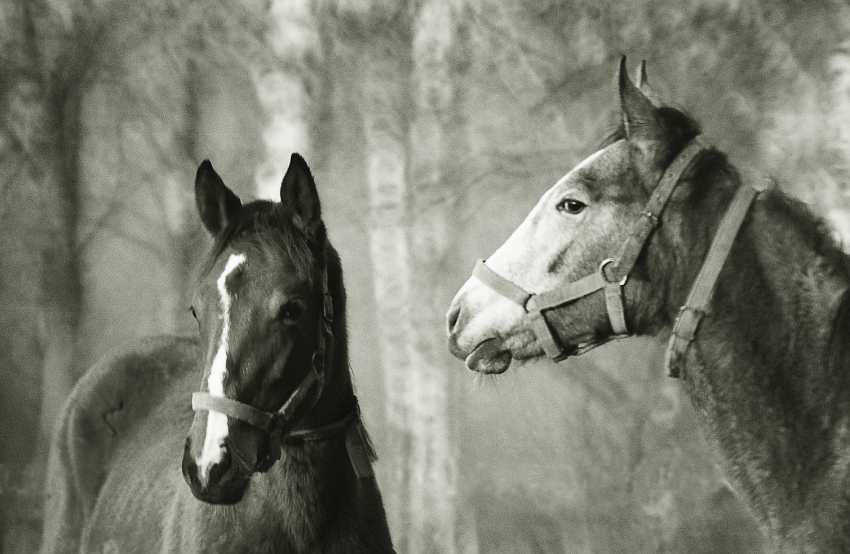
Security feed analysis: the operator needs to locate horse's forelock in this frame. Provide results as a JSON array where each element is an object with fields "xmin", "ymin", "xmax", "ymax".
[{"xmin": 198, "ymin": 201, "xmax": 320, "ymax": 286}]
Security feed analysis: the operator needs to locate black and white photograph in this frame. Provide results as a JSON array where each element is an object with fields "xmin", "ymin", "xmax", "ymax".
[{"xmin": 2, "ymin": 1, "xmax": 850, "ymax": 552}]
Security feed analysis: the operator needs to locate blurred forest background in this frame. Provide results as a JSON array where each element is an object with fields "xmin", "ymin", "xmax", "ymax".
[{"xmin": 2, "ymin": 0, "xmax": 850, "ymax": 552}]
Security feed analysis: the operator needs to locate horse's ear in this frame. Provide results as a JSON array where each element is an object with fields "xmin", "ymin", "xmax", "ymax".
[
  {"xmin": 280, "ymin": 153, "xmax": 322, "ymax": 232},
  {"xmin": 635, "ymin": 60, "xmax": 662, "ymax": 107},
  {"xmin": 618, "ymin": 56, "xmax": 667, "ymax": 180},
  {"xmin": 195, "ymin": 160, "xmax": 242, "ymax": 236}
]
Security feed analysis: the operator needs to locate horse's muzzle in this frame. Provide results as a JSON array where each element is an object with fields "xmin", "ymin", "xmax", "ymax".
[{"xmin": 182, "ymin": 437, "xmax": 247, "ymax": 505}]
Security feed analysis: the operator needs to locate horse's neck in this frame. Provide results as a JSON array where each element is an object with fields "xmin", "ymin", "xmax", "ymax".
[
  {"xmin": 254, "ymin": 347, "xmax": 357, "ymax": 544},
  {"xmin": 709, "ymin": 190, "xmax": 850, "ymax": 384},
  {"xmin": 297, "ymin": 330, "xmax": 356, "ymax": 432},
  {"xmin": 298, "ymin": 250, "xmax": 358, "ymax": 431},
  {"xmin": 679, "ymin": 188, "xmax": 850, "ymax": 534}
]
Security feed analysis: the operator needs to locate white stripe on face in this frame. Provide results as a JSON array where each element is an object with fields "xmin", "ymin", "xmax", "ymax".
[
  {"xmin": 197, "ymin": 253, "xmax": 246, "ymax": 479},
  {"xmin": 487, "ymin": 147, "xmax": 607, "ymax": 289}
]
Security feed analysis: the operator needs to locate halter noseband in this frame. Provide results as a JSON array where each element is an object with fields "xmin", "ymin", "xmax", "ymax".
[
  {"xmin": 473, "ymin": 137, "xmax": 758, "ymax": 377},
  {"xmin": 191, "ymin": 262, "xmax": 339, "ymax": 473}
]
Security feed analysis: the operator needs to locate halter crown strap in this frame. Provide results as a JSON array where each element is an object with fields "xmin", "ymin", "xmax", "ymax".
[
  {"xmin": 284, "ymin": 411, "xmax": 357, "ymax": 443},
  {"xmin": 608, "ymin": 138, "xmax": 707, "ymax": 280},
  {"xmin": 664, "ymin": 184, "xmax": 758, "ymax": 378}
]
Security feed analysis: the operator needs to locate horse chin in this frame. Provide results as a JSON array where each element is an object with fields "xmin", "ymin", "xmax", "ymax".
[
  {"xmin": 189, "ymin": 481, "xmax": 248, "ymax": 505},
  {"xmin": 465, "ymin": 338, "xmax": 512, "ymax": 374}
]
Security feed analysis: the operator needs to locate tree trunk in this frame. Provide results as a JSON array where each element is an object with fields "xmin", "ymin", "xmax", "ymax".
[
  {"xmin": 0, "ymin": 1, "xmax": 82, "ymax": 549},
  {"xmin": 74, "ymin": 40, "xmax": 195, "ymax": 374},
  {"xmin": 358, "ymin": 24, "xmax": 415, "ymax": 548},
  {"xmin": 405, "ymin": 0, "xmax": 464, "ymax": 551},
  {"xmin": 826, "ymin": 3, "xmax": 850, "ymax": 247},
  {"xmin": 348, "ymin": 2, "xmax": 468, "ymax": 550},
  {"xmin": 251, "ymin": 0, "xmax": 320, "ymax": 198},
  {"xmin": 73, "ymin": 0, "xmax": 269, "ymax": 373}
]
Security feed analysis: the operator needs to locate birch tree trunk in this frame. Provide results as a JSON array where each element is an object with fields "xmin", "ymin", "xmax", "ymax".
[
  {"xmin": 349, "ymin": 2, "xmax": 467, "ymax": 551},
  {"xmin": 252, "ymin": 0, "xmax": 319, "ymax": 199},
  {"xmin": 358, "ymin": 22, "xmax": 415, "ymax": 548},
  {"xmin": 405, "ymin": 1, "xmax": 464, "ymax": 551},
  {"xmin": 827, "ymin": 4, "xmax": 850, "ymax": 246}
]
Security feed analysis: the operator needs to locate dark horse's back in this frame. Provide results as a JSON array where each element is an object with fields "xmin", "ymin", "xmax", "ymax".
[{"xmin": 41, "ymin": 335, "xmax": 201, "ymax": 553}]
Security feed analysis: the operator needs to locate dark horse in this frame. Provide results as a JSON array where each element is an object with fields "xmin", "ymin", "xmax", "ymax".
[
  {"xmin": 447, "ymin": 58, "xmax": 850, "ymax": 552},
  {"xmin": 41, "ymin": 155, "xmax": 394, "ymax": 553}
]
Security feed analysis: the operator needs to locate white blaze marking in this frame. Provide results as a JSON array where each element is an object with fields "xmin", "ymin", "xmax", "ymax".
[
  {"xmin": 197, "ymin": 253, "xmax": 246, "ymax": 479},
  {"xmin": 489, "ymin": 147, "xmax": 607, "ymax": 285},
  {"xmin": 451, "ymin": 147, "xmax": 610, "ymax": 345}
]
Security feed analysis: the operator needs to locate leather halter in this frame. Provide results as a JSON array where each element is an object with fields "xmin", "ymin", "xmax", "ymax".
[
  {"xmin": 473, "ymin": 137, "xmax": 759, "ymax": 377},
  {"xmin": 191, "ymin": 259, "xmax": 342, "ymax": 473}
]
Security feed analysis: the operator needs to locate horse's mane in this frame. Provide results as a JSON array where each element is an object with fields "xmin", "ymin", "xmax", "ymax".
[
  {"xmin": 603, "ymin": 101, "xmax": 850, "ymax": 366},
  {"xmin": 597, "ymin": 106, "xmax": 732, "ymax": 204},
  {"xmin": 828, "ymin": 287, "xmax": 850, "ymax": 379},
  {"xmin": 757, "ymin": 188, "xmax": 850, "ymax": 387},
  {"xmin": 324, "ymin": 241, "xmax": 348, "ymax": 349}
]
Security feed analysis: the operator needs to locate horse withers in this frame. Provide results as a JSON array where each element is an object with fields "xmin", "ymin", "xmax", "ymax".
[
  {"xmin": 447, "ymin": 58, "xmax": 850, "ymax": 552},
  {"xmin": 41, "ymin": 155, "xmax": 394, "ymax": 553}
]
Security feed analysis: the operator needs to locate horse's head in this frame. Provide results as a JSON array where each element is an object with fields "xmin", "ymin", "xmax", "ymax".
[
  {"xmin": 182, "ymin": 154, "xmax": 330, "ymax": 504},
  {"xmin": 447, "ymin": 58, "xmax": 710, "ymax": 374}
]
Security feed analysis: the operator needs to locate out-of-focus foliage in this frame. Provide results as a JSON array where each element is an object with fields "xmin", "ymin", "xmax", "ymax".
[{"xmin": 2, "ymin": 0, "xmax": 850, "ymax": 552}]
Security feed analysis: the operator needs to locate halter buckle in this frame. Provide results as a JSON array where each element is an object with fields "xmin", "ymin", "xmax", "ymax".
[
  {"xmin": 599, "ymin": 258, "xmax": 628, "ymax": 286},
  {"xmin": 672, "ymin": 305, "xmax": 705, "ymax": 344},
  {"xmin": 641, "ymin": 210, "xmax": 659, "ymax": 227}
]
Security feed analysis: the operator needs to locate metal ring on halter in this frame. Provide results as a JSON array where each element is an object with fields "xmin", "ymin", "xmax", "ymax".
[
  {"xmin": 599, "ymin": 258, "xmax": 627, "ymax": 286},
  {"xmin": 641, "ymin": 210, "xmax": 659, "ymax": 226}
]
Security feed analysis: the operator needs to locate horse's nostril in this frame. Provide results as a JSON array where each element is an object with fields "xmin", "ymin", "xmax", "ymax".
[
  {"xmin": 220, "ymin": 446, "xmax": 232, "ymax": 470},
  {"xmin": 447, "ymin": 304, "xmax": 461, "ymax": 335},
  {"xmin": 182, "ymin": 444, "xmax": 199, "ymax": 487}
]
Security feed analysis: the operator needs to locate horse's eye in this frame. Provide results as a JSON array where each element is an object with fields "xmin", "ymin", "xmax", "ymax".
[
  {"xmin": 557, "ymin": 199, "xmax": 586, "ymax": 215},
  {"xmin": 189, "ymin": 306, "xmax": 198, "ymax": 319},
  {"xmin": 277, "ymin": 300, "xmax": 306, "ymax": 324}
]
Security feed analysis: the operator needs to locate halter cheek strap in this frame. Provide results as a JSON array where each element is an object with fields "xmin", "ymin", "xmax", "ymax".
[
  {"xmin": 472, "ymin": 136, "xmax": 759, "ymax": 374},
  {"xmin": 191, "ymin": 261, "xmax": 364, "ymax": 474}
]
